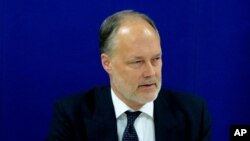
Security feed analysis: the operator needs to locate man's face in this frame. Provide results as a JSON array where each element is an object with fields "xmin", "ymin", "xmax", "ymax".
[{"xmin": 102, "ymin": 19, "xmax": 162, "ymax": 109}]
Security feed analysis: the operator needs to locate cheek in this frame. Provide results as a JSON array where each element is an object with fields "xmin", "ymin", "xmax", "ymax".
[
  {"xmin": 157, "ymin": 69, "xmax": 162, "ymax": 77},
  {"xmin": 124, "ymin": 70, "xmax": 140, "ymax": 81},
  {"xmin": 111, "ymin": 61, "xmax": 142, "ymax": 84},
  {"xmin": 120, "ymin": 69, "xmax": 142, "ymax": 86},
  {"xmin": 156, "ymin": 65, "xmax": 162, "ymax": 76}
]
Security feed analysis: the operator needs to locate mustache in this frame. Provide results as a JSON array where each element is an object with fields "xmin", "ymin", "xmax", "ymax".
[{"xmin": 139, "ymin": 78, "xmax": 159, "ymax": 85}]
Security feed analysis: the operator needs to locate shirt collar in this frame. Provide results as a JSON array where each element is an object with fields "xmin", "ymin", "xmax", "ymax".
[{"xmin": 111, "ymin": 88, "xmax": 154, "ymax": 119}]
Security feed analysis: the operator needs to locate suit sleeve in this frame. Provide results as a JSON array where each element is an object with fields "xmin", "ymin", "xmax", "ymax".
[
  {"xmin": 47, "ymin": 100, "xmax": 75, "ymax": 141},
  {"xmin": 200, "ymin": 100, "xmax": 212, "ymax": 141}
]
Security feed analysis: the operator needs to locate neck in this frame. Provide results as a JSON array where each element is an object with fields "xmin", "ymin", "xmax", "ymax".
[{"xmin": 110, "ymin": 83, "xmax": 144, "ymax": 111}]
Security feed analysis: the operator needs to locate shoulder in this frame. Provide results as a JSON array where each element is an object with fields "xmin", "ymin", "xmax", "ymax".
[
  {"xmin": 56, "ymin": 86, "xmax": 109, "ymax": 103},
  {"xmin": 158, "ymin": 88, "xmax": 207, "ymax": 113},
  {"xmin": 156, "ymin": 89, "xmax": 211, "ymax": 139},
  {"xmin": 160, "ymin": 88, "xmax": 204, "ymax": 102},
  {"xmin": 53, "ymin": 86, "xmax": 109, "ymax": 115}
]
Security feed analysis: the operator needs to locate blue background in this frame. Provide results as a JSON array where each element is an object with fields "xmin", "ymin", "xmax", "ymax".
[{"xmin": 1, "ymin": 0, "xmax": 250, "ymax": 141}]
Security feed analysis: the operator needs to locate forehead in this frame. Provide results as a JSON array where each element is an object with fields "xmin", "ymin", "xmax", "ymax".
[
  {"xmin": 112, "ymin": 19, "xmax": 161, "ymax": 59},
  {"xmin": 117, "ymin": 17, "xmax": 159, "ymax": 38}
]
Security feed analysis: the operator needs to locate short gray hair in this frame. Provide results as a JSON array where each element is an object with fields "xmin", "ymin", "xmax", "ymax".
[{"xmin": 99, "ymin": 10, "xmax": 159, "ymax": 56}]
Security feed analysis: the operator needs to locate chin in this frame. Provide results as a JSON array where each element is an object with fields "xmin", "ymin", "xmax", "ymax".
[{"xmin": 140, "ymin": 93, "xmax": 158, "ymax": 103}]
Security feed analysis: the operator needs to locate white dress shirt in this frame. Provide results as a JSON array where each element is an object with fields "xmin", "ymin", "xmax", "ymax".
[{"xmin": 111, "ymin": 89, "xmax": 155, "ymax": 141}]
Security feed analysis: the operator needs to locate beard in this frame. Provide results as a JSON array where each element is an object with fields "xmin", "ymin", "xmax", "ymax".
[{"xmin": 110, "ymin": 74, "xmax": 161, "ymax": 106}]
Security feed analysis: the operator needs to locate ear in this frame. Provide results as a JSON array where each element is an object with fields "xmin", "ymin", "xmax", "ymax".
[{"xmin": 101, "ymin": 53, "xmax": 112, "ymax": 74}]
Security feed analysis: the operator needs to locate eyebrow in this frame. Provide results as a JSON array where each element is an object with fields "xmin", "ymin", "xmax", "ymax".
[{"xmin": 130, "ymin": 53, "xmax": 162, "ymax": 60}]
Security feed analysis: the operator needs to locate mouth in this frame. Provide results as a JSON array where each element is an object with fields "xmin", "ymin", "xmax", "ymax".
[{"xmin": 139, "ymin": 83, "xmax": 157, "ymax": 89}]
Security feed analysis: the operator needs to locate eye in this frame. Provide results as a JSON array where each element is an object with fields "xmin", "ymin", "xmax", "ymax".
[
  {"xmin": 151, "ymin": 56, "xmax": 162, "ymax": 65},
  {"xmin": 134, "ymin": 60, "xmax": 143, "ymax": 64},
  {"xmin": 153, "ymin": 56, "xmax": 161, "ymax": 61},
  {"xmin": 128, "ymin": 60, "xmax": 144, "ymax": 68}
]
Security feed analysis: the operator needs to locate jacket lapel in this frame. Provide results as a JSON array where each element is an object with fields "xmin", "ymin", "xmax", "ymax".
[
  {"xmin": 80, "ymin": 87, "xmax": 118, "ymax": 141},
  {"xmin": 154, "ymin": 89, "xmax": 185, "ymax": 141}
]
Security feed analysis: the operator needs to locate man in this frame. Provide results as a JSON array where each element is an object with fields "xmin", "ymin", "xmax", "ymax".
[{"xmin": 47, "ymin": 10, "xmax": 211, "ymax": 141}]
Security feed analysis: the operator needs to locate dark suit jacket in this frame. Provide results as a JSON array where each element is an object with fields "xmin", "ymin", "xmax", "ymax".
[{"xmin": 47, "ymin": 86, "xmax": 211, "ymax": 141}]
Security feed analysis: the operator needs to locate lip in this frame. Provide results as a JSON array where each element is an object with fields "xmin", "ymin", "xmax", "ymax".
[{"xmin": 139, "ymin": 83, "xmax": 156, "ymax": 88}]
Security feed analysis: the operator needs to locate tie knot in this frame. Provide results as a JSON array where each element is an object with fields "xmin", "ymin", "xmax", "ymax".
[{"xmin": 125, "ymin": 111, "xmax": 141, "ymax": 125}]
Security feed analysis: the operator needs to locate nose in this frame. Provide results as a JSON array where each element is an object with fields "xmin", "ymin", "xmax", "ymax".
[{"xmin": 143, "ymin": 62, "xmax": 156, "ymax": 78}]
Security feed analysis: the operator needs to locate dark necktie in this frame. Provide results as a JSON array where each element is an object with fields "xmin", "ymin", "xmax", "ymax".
[{"xmin": 122, "ymin": 111, "xmax": 141, "ymax": 141}]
